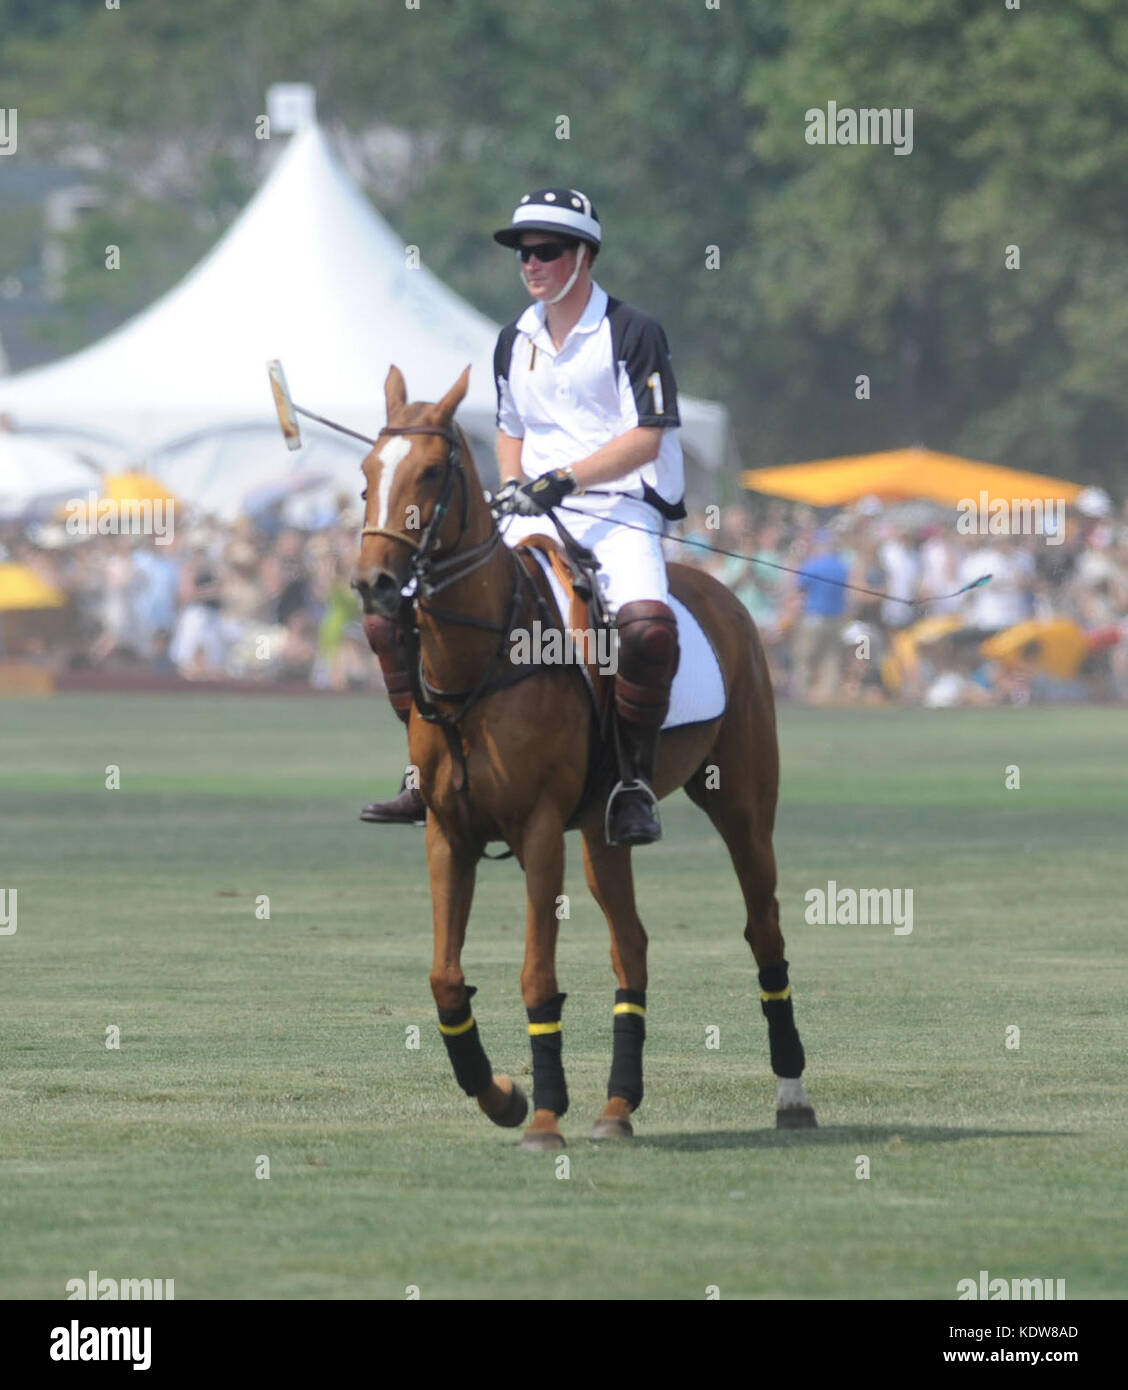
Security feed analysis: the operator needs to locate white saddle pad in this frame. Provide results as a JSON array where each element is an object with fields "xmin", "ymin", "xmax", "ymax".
[{"xmin": 527, "ymin": 550, "xmax": 726, "ymax": 730}]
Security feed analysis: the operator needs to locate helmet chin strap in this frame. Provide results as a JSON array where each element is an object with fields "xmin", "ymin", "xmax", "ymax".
[
  {"xmin": 548, "ymin": 243, "xmax": 586, "ymax": 304},
  {"xmin": 522, "ymin": 243, "xmax": 588, "ymax": 305}
]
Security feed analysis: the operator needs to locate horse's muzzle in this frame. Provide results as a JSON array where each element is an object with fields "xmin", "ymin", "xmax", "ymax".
[{"xmin": 352, "ymin": 568, "xmax": 402, "ymax": 619}]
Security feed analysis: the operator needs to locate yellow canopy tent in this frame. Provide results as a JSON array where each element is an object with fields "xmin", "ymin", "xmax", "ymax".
[
  {"xmin": 0, "ymin": 565, "xmax": 65, "ymax": 686},
  {"xmin": 0, "ymin": 563, "xmax": 66, "ymax": 611},
  {"xmin": 743, "ymin": 448, "xmax": 1083, "ymax": 509},
  {"xmin": 57, "ymin": 471, "xmax": 178, "ymax": 527},
  {"xmin": 980, "ymin": 619, "xmax": 1089, "ymax": 680},
  {"xmin": 100, "ymin": 471, "xmax": 177, "ymax": 506}
]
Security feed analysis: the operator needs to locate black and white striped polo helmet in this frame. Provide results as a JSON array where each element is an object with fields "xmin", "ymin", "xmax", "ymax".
[{"xmin": 493, "ymin": 189, "xmax": 602, "ymax": 252}]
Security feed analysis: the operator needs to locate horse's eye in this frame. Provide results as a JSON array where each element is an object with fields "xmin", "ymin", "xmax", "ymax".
[
  {"xmin": 361, "ymin": 489, "xmax": 368, "ymax": 501},
  {"xmin": 421, "ymin": 464, "xmax": 442, "ymax": 483}
]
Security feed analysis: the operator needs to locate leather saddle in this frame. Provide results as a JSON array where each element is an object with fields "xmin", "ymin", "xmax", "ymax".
[
  {"xmin": 514, "ymin": 533, "xmax": 615, "ymax": 727},
  {"xmin": 513, "ymin": 535, "xmax": 619, "ymax": 825}
]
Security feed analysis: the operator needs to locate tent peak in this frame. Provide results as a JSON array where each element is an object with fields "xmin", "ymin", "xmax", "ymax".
[{"xmin": 266, "ymin": 82, "xmax": 318, "ymax": 136}]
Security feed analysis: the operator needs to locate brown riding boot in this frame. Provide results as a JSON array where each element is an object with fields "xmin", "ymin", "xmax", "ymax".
[
  {"xmin": 360, "ymin": 613, "xmax": 426, "ymax": 825},
  {"xmin": 606, "ymin": 601, "xmax": 680, "ymax": 847},
  {"xmin": 360, "ymin": 772, "xmax": 427, "ymax": 825}
]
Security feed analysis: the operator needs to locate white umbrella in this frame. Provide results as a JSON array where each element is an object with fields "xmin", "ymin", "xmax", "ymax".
[{"xmin": 0, "ymin": 432, "xmax": 102, "ymax": 519}]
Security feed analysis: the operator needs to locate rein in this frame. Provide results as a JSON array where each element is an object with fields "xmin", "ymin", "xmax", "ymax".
[{"xmin": 555, "ymin": 502, "xmax": 993, "ymax": 611}]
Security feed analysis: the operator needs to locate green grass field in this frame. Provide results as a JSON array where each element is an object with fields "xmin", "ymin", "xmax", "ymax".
[{"xmin": 1, "ymin": 695, "xmax": 1124, "ymax": 1300}]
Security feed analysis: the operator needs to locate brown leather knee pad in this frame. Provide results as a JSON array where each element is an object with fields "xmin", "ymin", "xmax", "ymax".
[
  {"xmin": 614, "ymin": 601, "xmax": 680, "ymax": 728},
  {"xmin": 362, "ymin": 614, "xmax": 413, "ymax": 725}
]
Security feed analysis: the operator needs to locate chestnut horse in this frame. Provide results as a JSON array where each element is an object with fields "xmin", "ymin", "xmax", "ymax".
[{"xmin": 353, "ymin": 365, "xmax": 815, "ymax": 1149}]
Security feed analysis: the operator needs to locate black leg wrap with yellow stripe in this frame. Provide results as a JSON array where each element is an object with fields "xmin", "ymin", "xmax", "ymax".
[
  {"xmin": 527, "ymin": 992, "xmax": 568, "ymax": 1117},
  {"xmin": 438, "ymin": 985, "xmax": 493, "ymax": 1097},
  {"xmin": 608, "ymin": 988, "xmax": 646, "ymax": 1109},
  {"xmin": 759, "ymin": 961, "xmax": 805, "ymax": 1079}
]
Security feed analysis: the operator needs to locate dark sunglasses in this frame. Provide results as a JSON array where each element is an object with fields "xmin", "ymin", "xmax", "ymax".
[{"xmin": 515, "ymin": 240, "xmax": 576, "ymax": 264}]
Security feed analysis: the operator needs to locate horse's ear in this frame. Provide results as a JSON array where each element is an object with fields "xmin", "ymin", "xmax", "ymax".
[
  {"xmin": 385, "ymin": 366, "xmax": 407, "ymax": 416},
  {"xmin": 435, "ymin": 365, "xmax": 471, "ymax": 422}
]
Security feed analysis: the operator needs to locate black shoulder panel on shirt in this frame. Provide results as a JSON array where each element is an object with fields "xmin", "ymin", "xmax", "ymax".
[
  {"xmin": 605, "ymin": 296, "xmax": 681, "ymax": 428},
  {"xmin": 494, "ymin": 318, "xmax": 522, "ymax": 387}
]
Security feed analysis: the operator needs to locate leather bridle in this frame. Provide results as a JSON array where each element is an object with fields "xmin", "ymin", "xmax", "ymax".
[
  {"xmin": 360, "ymin": 423, "xmax": 504, "ymax": 597},
  {"xmin": 359, "ymin": 418, "xmax": 550, "ymax": 676}
]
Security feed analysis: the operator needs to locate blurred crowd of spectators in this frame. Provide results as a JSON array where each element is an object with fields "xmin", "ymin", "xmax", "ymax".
[
  {"xmin": 1, "ymin": 502, "xmax": 373, "ymax": 690},
  {"xmin": 671, "ymin": 496, "xmax": 1128, "ymax": 706},
  {"xmin": 2, "ymin": 490, "xmax": 1126, "ymax": 703}
]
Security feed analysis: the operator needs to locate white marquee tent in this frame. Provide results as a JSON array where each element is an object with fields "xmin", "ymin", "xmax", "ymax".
[{"xmin": 0, "ymin": 124, "xmax": 730, "ymax": 520}]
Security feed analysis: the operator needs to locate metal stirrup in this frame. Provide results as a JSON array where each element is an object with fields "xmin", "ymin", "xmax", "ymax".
[{"xmin": 604, "ymin": 777, "xmax": 660, "ymax": 847}]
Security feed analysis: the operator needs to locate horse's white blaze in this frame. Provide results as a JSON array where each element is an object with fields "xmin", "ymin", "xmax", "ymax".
[
  {"xmin": 777, "ymin": 1078, "xmax": 812, "ymax": 1110},
  {"xmin": 375, "ymin": 436, "xmax": 412, "ymax": 529}
]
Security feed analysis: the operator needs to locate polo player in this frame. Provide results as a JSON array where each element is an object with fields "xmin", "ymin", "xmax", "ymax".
[{"xmin": 361, "ymin": 188, "xmax": 685, "ymax": 847}]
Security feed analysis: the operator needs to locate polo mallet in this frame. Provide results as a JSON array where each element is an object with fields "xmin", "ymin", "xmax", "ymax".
[{"xmin": 267, "ymin": 360, "xmax": 378, "ymax": 450}]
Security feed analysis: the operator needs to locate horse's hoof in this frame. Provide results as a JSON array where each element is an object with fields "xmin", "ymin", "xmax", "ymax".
[
  {"xmin": 519, "ymin": 1128, "xmax": 566, "ymax": 1152},
  {"xmin": 478, "ymin": 1075, "xmax": 528, "ymax": 1128},
  {"xmin": 591, "ymin": 1117, "xmax": 633, "ymax": 1141},
  {"xmin": 776, "ymin": 1106, "xmax": 818, "ymax": 1130},
  {"xmin": 493, "ymin": 1080, "xmax": 528, "ymax": 1129}
]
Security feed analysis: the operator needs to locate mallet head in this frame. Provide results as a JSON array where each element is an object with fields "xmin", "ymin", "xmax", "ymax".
[{"xmin": 267, "ymin": 359, "xmax": 302, "ymax": 451}]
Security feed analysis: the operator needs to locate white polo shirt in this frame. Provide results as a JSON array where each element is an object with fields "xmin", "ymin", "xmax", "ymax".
[{"xmin": 494, "ymin": 281, "xmax": 685, "ymax": 523}]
